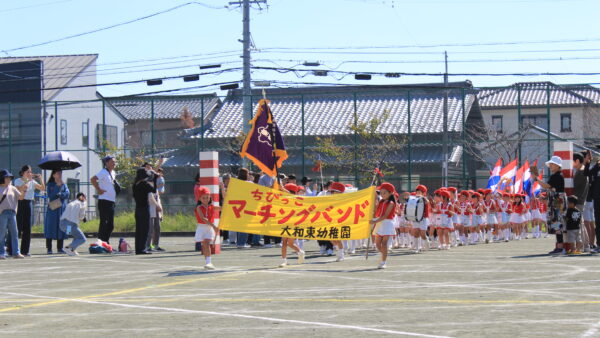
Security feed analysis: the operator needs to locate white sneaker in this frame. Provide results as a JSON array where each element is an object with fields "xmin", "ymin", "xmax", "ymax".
[
  {"xmin": 336, "ymin": 255, "xmax": 344, "ymax": 262},
  {"xmin": 297, "ymin": 251, "xmax": 305, "ymax": 264},
  {"xmin": 65, "ymin": 248, "xmax": 77, "ymax": 256},
  {"xmin": 278, "ymin": 261, "xmax": 287, "ymax": 268},
  {"xmin": 378, "ymin": 261, "xmax": 387, "ymax": 269},
  {"xmin": 349, "ymin": 249, "xmax": 356, "ymax": 254},
  {"xmin": 204, "ymin": 263, "xmax": 215, "ymax": 270}
]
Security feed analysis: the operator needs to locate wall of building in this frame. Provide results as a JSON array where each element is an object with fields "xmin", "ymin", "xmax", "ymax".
[{"xmin": 481, "ymin": 106, "xmax": 585, "ymax": 144}]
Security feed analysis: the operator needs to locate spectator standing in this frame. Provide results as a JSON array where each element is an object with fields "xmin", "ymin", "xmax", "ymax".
[
  {"xmin": 156, "ymin": 168, "xmax": 165, "ymax": 194},
  {"xmin": 533, "ymin": 156, "xmax": 565, "ymax": 254},
  {"xmin": 300, "ymin": 177, "xmax": 317, "ymax": 196},
  {"xmin": 132, "ymin": 168, "xmax": 156, "ymax": 255},
  {"xmin": 0, "ymin": 169, "xmax": 27, "ymax": 259},
  {"xmin": 91, "ymin": 156, "xmax": 117, "ymax": 244},
  {"xmin": 146, "ymin": 189, "xmax": 164, "ymax": 252},
  {"xmin": 236, "ymin": 168, "xmax": 252, "ymax": 248},
  {"xmin": 10, "ymin": 165, "xmax": 44, "ymax": 256},
  {"xmin": 572, "ymin": 152, "xmax": 590, "ymax": 252},
  {"xmin": 44, "ymin": 170, "xmax": 70, "ymax": 254}
]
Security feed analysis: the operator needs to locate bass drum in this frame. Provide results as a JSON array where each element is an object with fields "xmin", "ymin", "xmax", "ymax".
[{"xmin": 404, "ymin": 196, "xmax": 426, "ymax": 222}]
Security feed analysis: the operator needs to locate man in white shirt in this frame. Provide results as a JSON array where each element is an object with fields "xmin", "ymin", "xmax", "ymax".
[{"xmin": 91, "ymin": 156, "xmax": 117, "ymax": 244}]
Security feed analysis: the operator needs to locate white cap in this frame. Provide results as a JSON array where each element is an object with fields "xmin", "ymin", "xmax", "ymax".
[{"xmin": 545, "ymin": 155, "xmax": 563, "ymax": 168}]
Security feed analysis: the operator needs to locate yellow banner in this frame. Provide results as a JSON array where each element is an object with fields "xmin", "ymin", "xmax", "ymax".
[{"xmin": 220, "ymin": 178, "xmax": 376, "ymax": 240}]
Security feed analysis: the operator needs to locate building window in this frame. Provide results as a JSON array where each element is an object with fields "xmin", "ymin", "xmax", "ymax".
[
  {"xmin": 561, "ymin": 113, "xmax": 572, "ymax": 132},
  {"xmin": 0, "ymin": 121, "xmax": 8, "ymax": 139},
  {"xmin": 82, "ymin": 122, "xmax": 89, "ymax": 147},
  {"xmin": 521, "ymin": 115, "xmax": 548, "ymax": 130},
  {"xmin": 60, "ymin": 119, "xmax": 67, "ymax": 145},
  {"xmin": 96, "ymin": 124, "xmax": 118, "ymax": 149},
  {"xmin": 491, "ymin": 115, "xmax": 503, "ymax": 133}
]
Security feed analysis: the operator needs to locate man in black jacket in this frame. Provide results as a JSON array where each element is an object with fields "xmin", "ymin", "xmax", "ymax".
[{"xmin": 584, "ymin": 152, "xmax": 600, "ymax": 251}]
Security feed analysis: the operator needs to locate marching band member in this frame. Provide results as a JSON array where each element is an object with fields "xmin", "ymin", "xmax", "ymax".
[
  {"xmin": 411, "ymin": 185, "xmax": 430, "ymax": 253},
  {"xmin": 329, "ymin": 182, "xmax": 347, "ymax": 262},
  {"xmin": 370, "ymin": 182, "xmax": 398, "ymax": 269},
  {"xmin": 438, "ymin": 190, "xmax": 455, "ymax": 250},
  {"xmin": 510, "ymin": 194, "xmax": 527, "ymax": 240},
  {"xmin": 279, "ymin": 183, "xmax": 306, "ymax": 267},
  {"xmin": 530, "ymin": 194, "xmax": 543, "ymax": 239},
  {"xmin": 482, "ymin": 189, "xmax": 498, "ymax": 243},
  {"xmin": 470, "ymin": 192, "xmax": 483, "ymax": 244},
  {"xmin": 498, "ymin": 192, "xmax": 513, "ymax": 242},
  {"xmin": 456, "ymin": 191, "xmax": 472, "ymax": 246},
  {"xmin": 447, "ymin": 187, "xmax": 460, "ymax": 247},
  {"xmin": 431, "ymin": 189, "xmax": 442, "ymax": 248},
  {"xmin": 398, "ymin": 192, "xmax": 411, "ymax": 248},
  {"xmin": 194, "ymin": 187, "xmax": 220, "ymax": 270}
]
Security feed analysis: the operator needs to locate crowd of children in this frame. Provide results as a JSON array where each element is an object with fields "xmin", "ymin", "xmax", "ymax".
[{"xmin": 193, "ymin": 175, "xmax": 589, "ymax": 271}]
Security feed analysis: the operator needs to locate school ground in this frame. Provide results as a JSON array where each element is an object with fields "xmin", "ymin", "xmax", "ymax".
[{"xmin": 1, "ymin": 237, "xmax": 599, "ymax": 338}]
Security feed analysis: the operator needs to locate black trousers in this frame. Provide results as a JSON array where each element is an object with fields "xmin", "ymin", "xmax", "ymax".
[
  {"xmin": 318, "ymin": 240, "xmax": 334, "ymax": 250},
  {"xmin": 46, "ymin": 238, "xmax": 64, "ymax": 251},
  {"xmin": 264, "ymin": 235, "xmax": 281, "ymax": 245},
  {"xmin": 97, "ymin": 199, "xmax": 115, "ymax": 244},
  {"xmin": 7, "ymin": 200, "xmax": 32, "ymax": 255},
  {"xmin": 135, "ymin": 207, "xmax": 150, "ymax": 254},
  {"xmin": 594, "ymin": 198, "xmax": 600, "ymax": 247}
]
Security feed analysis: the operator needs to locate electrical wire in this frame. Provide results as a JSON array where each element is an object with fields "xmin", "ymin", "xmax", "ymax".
[{"xmin": 1, "ymin": 2, "xmax": 226, "ymax": 53}]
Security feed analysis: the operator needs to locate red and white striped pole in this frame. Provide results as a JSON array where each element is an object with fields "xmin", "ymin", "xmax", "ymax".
[
  {"xmin": 553, "ymin": 141, "xmax": 574, "ymax": 196},
  {"xmin": 198, "ymin": 151, "xmax": 221, "ymax": 254}
]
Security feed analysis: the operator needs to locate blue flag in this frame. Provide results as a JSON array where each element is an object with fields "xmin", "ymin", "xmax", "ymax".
[{"xmin": 240, "ymin": 99, "xmax": 288, "ymax": 177}]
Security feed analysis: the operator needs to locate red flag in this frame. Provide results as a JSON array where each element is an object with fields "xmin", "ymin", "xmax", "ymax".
[
  {"xmin": 374, "ymin": 168, "xmax": 384, "ymax": 177},
  {"xmin": 311, "ymin": 160, "xmax": 322, "ymax": 173}
]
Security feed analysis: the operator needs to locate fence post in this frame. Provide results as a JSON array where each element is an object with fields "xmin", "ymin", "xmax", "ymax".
[
  {"xmin": 102, "ymin": 100, "xmax": 106, "ymax": 153},
  {"xmin": 301, "ymin": 94, "xmax": 305, "ymax": 179},
  {"xmin": 407, "ymin": 90, "xmax": 412, "ymax": 191},
  {"xmin": 517, "ymin": 84, "xmax": 522, "ymax": 165},
  {"xmin": 461, "ymin": 88, "xmax": 466, "ymax": 188},
  {"xmin": 200, "ymin": 97, "xmax": 205, "ymax": 151},
  {"xmin": 353, "ymin": 92, "xmax": 358, "ymax": 186},
  {"xmin": 8, "ymin": 102, "xmax": 12, "ymax": 171},
  {"xmin": 150, "ymin": 99, "xmax": 155, "ymax": 158},
  {"xmin": 54, "ymin": 101, "xmax": 58, "ymax": 151},
  {"xmin": 546, "ymin": 83, "xmax": 551, "ymax": 161}
]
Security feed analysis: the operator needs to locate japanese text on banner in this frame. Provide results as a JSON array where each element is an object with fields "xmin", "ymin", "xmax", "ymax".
[{"xmin": 220, "ymin": 179, "xmax": 376, "ymax": 240}]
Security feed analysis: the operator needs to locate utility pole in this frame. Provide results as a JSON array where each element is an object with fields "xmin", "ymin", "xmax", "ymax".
[
  {"xmin": 229, "ymin": 0, "xmax": 267, "ymax": 167},
  {"xmin": 442, "ymin": 51, "xmax": 449, "ymax": 187}
]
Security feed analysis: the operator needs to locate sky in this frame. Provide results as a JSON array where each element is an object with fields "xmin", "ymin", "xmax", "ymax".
[{"xmin": 2, "ymin": 0, "xmax": 600, "ymax": 97}]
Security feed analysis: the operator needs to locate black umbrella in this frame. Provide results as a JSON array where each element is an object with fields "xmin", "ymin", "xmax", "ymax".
[{"xmin": 38, "ymin": 151, "xmax": 82, "ymax": 170}]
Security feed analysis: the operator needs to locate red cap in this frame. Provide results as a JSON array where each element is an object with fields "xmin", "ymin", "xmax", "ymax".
[
  {"xmin": 447, "ymin": 187, "xmax": 457, "ymax": 193},
  {"xmin": 416, "ymin": 185, "xmax": 428, "ymax": 194},
  {"xmin": 196, "ymin": 186, "xmax": 211, "ymax": 198},
  {"xmin": 345, "ymin": 183, "xmax": 354, "ymax": 188},
  {"xmin": 410, "ymin": 192, "xmax": 416, "ymax": 196},
  {"xmin": 330, "ymin": 182, "xmax": 346, "ymax": 193},
  {"xmin": 441, "ymin": 190, "xmax": 451, "ymax": 199},
  {"xmin": 472, "ymin": 192, "xmax": 481, "ymax": 198},
  {"xmin": 483, "ymin": 189, "xmax": 493, "ymax": 195},
  {"xmin": 377, "ymin": 182, "xmax": 396, "ymax": 194},
  {"xmin": 284, "ymin": 183, "xmax": 299, "ymax": 193},
  {"xmin": 460, "ymin": 190, "xmax": 470, "ymax": 197}
]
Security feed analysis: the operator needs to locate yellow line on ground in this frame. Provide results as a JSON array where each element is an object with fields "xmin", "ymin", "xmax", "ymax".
[{"xmin": 0, "ymin": 273, "xmax": 243, "ymax": 313}]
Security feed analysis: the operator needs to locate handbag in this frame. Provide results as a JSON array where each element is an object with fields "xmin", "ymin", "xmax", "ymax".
[
  {"xmin": 107, "ymin": 169, "xmax": 122, "ymax": 195},
  {"xmin": 49, "ymin": 198, "xmax": 62, "ymax": 210}
]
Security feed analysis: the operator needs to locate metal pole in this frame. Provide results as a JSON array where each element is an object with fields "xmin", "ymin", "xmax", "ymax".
[
  {"xmin": 517, "ymin": 84, "xmax": 522, "ymax": 165},
  {"xmin": 353, "ymin": 92, "xmax": 359, "ymax": 186},
  {"xmin": 546, "ymin": 83, "xmax": 551, "ymax": 160},
  {"xmin": 86, "ymin": 118, "xmax": 91, "ymax": 212},
  {"xmin": 442, "ymin": 51, "xmax": 449, "ymax": 187},
  {"xmin": 42, "ymin": 102, "xmax": 47, "ymax": 156},
  {"xmin": 151, "ymin": 99, "xmax": 155, "ymax": 158},
  {"xmin": 200, "ymin": 97, "xmax": 205, "ymax": 151},
  {"xmin": 241, "ymin": 0, "xmax": 252, "ymax": 168},
  {"xmin": 102, "ymin": 100, "xmax": 106, "ymax": 153},
  {"xmin": 8, "ymin": 103, "xmax": 12, "ymax": 172},
  {"xmin": 54, "ymin": 102, "xmax": 58, "ymax": 151},
  {"xmin": 301, "ymin": 94, "xmax": 305, "ymax": 179},
  {"xmin": 407, "ymin": 90, "xmax": 412, "ymax": 191},
  {"xmin": 461, "ymin": 88, "xmax": 466, "ymax": 188}
]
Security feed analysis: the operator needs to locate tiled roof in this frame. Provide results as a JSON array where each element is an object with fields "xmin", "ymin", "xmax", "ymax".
[
  {"xmin": 190, "ymin": 83, "xmax": 477, "ymax": 139},
  {"xmin": 0, "ymin": 54, "xmax": 97, "ymax": 101},
  {"xmin": 478, "ymin": 82, "xmax": 600, "ymax": 108},
  {"xmin": 160, "ymin": 145, "xmax": 463, "ymax": 168},
  {"xmin": 105, "ymin": 94, "xmax": 220, "ymax": 121}
]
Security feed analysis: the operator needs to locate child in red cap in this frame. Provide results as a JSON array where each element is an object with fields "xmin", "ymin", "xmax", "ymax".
[
  {"xmin": 194, "ymin": 187, "xmax": 220, "ymax": 269},
  {"xmin": 371, "ymin": 182, "xmax": 397, "ymax": 269}
]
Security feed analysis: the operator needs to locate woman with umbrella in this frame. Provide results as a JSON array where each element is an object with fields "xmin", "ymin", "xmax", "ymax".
[{"xmin": 44, "ymin": 170, "xmax": 70, "ymax": 254}]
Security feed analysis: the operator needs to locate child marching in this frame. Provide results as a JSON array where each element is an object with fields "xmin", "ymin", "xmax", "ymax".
[
  {"xmin": 278, "ymin": 183, "xmax": 306, "ymax": 267},
  {"xmin": 195, "ymin": 187, "xmax": 220, "ymax": 270},
  {"xmin": 370, "ymin": 182, "xmax": 398, "ymax": 269}
]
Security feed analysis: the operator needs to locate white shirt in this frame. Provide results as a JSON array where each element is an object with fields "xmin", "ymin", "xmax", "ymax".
[
  {"xmin": 95, "ymin": 168, "xmax": 116, "ymax": 202},
  {"xmin": 60, "ymin": 200, "xmax": 86, "ymax": 225},
  {"xmin": 13, "ymin": 178, "xmax": 36, "ymax": 200}
]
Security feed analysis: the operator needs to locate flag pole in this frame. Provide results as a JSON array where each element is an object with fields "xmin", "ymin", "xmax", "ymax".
[{"xmin": 318, "ymin": 154, "xmax": 324, "ymax": 192}]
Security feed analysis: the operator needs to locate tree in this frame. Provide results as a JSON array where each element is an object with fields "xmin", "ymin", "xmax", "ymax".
[
  {"xmin": 462, "ymin": 123, "xmax": 536, "ymax": 170},
  {"xmin": 310, "ymin": 110, "xmax": 407, "ymax": 186},
  {"xmin": 95, "ymin": 141, "xmax": 159, "ymax": 190}
]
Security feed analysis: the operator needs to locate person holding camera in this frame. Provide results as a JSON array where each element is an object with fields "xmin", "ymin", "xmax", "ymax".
[
  {"xmin": 532, "ymin": 156, "xmax": 565, "ymax": 254},
  {"xmin": 9, "ymin": 165, "xmax": 44, "ymax": 256},
  {"xmin": 91, "ymin": 156, "xmax": 120, "ymax": 244}
]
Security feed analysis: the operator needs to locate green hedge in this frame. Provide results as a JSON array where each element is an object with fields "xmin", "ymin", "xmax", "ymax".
[{"xmin": 32, "ymin": 212, "xmax": 197, "ymax": 233}]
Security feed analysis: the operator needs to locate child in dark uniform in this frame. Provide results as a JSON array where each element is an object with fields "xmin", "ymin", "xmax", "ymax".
[{"xmin": 565, "ymin": 195, "xmax": 583, "ymax": 255}]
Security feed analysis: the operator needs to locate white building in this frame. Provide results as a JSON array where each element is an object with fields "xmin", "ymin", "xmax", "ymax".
[{"xmin": 0, "ymin": 54, "xmax": 126, "ymax": 216}]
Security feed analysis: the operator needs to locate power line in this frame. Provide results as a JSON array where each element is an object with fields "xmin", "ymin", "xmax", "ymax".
[
  {"xmin": 1, "ymin": 2, "xmax": 226, "ymax": 54},
  {"xmin": 0, "ymin": 0, "xmax": 74, "ymax": 13}
]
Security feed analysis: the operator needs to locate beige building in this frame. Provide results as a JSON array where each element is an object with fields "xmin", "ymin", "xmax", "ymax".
[{"xmin": 478, "ymin": 82, "xmax": 600, "ymax": 147}]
